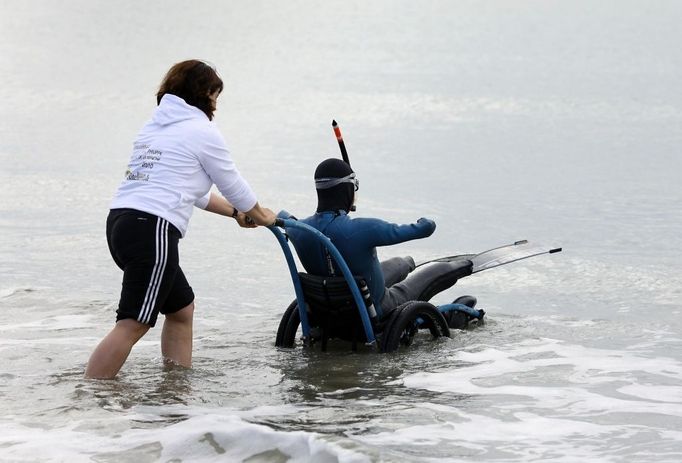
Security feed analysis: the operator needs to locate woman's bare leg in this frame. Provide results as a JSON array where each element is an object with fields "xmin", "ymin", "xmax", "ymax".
[
  {"xmin": 161, "ymin": 302, "xmax": 194, "ymax": 367},
  {"xmin": 84, "ymin": 319, "xmax": 150, "ymax": 379}
]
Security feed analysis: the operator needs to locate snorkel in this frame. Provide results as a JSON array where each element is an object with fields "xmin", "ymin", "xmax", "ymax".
[
  {"xmin": 332, "ymin": 120, "xmax": 351, "ymax": 167},
  {"xmin": 331, "ymin": 120, "xmax": 356, "ymax": 211}
]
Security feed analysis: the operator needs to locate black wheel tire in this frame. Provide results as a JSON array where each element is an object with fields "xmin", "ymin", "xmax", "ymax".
[
  {"xmin": 275, "ymin": 299, "xmax": 300, "ymax": 347},
  {"xmin": 380, "ymin": 301, "xmax": 450, "ymax": 353}
]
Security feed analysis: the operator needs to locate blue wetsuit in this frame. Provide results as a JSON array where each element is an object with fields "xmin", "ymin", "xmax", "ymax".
[{"xmin": 283, "ymin": 210, "xmax": 440, "ymax": 316}]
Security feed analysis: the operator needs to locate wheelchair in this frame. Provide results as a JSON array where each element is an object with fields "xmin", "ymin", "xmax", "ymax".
[{"xmin": 269, "ymin": 218, "xmax": 484, "ymax": 353}]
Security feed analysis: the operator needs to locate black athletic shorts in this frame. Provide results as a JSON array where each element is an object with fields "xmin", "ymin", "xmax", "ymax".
[{"xmin": 106, "ymin": 208, "xmax": 195, "ymax": 327}]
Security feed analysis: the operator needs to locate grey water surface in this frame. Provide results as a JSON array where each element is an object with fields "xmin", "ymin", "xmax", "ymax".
[{"xmin": 1, "ymin": 1, "xmax": 681, "ymax": 462}]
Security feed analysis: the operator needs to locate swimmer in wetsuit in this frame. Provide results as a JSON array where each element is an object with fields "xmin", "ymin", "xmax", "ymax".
[{"xmin": 282, "ymin": 158, "xmax": 472, "ymax": 323}]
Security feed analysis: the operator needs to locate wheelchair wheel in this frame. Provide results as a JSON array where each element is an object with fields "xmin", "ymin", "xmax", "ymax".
[
  {"xmin": 275, "ymin": 299, "xmax": 300, "ymax": 347},
  {"xmin": 380, "ymin": 301, "xmax": 450, "ymax": 353}
]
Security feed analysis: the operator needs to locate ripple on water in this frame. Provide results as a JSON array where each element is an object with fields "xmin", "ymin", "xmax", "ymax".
[{"xmin": 382, "ymin": 337, "xmax": 682, "ymax": 461}]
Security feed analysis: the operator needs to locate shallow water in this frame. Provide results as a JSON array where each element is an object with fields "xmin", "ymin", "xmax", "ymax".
[{"xmin": 1, "ymin": 1, "xmax": 681, "ymax": 462}]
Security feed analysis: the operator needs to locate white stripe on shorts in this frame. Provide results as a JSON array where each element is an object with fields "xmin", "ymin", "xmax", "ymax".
[{"xmin": 139, "ymin": 218, "xmax": 169, "ymax": 324}]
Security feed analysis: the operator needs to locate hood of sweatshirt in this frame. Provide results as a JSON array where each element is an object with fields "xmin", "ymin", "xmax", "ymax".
[{"xmin": 152, "ymin": 94, "xmax": 208, "ymax": 126}]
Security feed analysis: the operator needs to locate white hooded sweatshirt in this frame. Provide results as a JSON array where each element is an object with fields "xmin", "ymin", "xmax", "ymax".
[{"xmin": 110, "ymin": 94, "xmax": 257, "ymax": 236}]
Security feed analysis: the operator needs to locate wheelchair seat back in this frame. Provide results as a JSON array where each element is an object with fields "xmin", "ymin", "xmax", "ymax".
[{"xmin": 297, "ymin": 272, "xmax": 376, "ymax": 345}]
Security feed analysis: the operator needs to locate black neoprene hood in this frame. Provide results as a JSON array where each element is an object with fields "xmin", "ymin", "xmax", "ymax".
[{"xmin": 314, "ymin": 158, "xmax": 355, "ymax": 213}]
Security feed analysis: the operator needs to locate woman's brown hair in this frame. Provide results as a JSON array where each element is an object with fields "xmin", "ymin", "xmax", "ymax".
[{"xmin": 156, "ymin": 60, "xmax": 224, "ymax": 120}]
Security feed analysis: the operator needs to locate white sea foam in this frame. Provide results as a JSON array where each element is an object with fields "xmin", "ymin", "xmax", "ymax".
[
  {"xmin": 0, "ymin": 410, "xmax": 370, "ymax": 463},
  {"xmin": 617, "ymin": 384, "xmax": 682, "ymax": 403},
  {"xmin": 399, "ymin": 338, "xmax": 682, "ymax": 397},
  {"xmin": 383, "ymin": 338, "xmax": 682, "ymax": 460},
  {"xmin": 359, "ymin": 409, "xmax": 680, "ymax": 463}
]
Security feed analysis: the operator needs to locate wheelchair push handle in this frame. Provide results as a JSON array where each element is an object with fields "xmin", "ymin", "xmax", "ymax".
[{"xmin": 271, "ymin": 214, "xmax": 299, "ymax": 229}]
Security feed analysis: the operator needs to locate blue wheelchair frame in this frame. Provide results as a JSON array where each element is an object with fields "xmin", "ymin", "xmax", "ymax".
[{"xmin": 269, "ymin": 218, "xmax": 483, "ymax": 347}]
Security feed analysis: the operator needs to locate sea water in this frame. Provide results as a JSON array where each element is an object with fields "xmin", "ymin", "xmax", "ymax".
[{"xmin": 1, "ymin": 1, "xmax": 681, "ymax": 461}]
